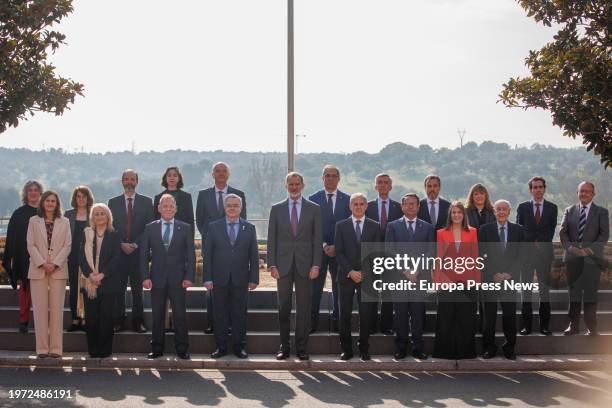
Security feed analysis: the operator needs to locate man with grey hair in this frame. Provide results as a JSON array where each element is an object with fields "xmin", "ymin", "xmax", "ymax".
[
  {"xmin": 478, "ymin": 199, "xmax": 524, "ymax": 360},
  {"xmin": 108, "ymin": 169, "xmax": 154, "ymax": 333},
  {"xmin": 196, "ymin": 162, "xmax": 247, "ymax": 334},
  {"xmin": 2, "ymin": 180, "xmax": 43, "ymax": 332},
  {"xmin": 560, "ymin": 181, "xmax": 609, "ymax": 336},
  {"xmin": 203, "ymin": 193, "xmax": 259, "ymax": 359},
  {"xmin": 308, "ymin": 165, "xmax": 351, "ymax": 333}
]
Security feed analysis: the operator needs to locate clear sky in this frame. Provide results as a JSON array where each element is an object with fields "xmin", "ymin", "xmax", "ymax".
[{"xmin": 1, "ymin": 0, "xmax": 583, "ymax": 153}]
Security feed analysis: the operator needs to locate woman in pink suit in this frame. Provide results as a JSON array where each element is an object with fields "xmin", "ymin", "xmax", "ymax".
[
  {"xmin": 433, "ymin": 201, "xmax": 480, "ymax": 359},
  {"xmin": 27, "ymin": 191, "xmax": 71, "ymax": 358}
]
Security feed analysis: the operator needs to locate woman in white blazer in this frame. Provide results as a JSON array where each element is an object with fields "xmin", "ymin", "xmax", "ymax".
[{"xmin": 26, "ymin": 190, "xmax": 72, "ymax": 358}]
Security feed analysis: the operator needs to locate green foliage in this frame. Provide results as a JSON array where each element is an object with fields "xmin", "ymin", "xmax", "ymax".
[
  {"xmin": 0, "ymin": 0, "xmax": 83, "ymax": 133},
  {"xmin": 500, "ymin": 0, "xmax": 611, "ymax": 168}
]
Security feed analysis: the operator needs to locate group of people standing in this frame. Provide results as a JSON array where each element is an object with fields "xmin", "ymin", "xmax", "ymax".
[{"xmin": 1, "ymin": 163, "xmax": 609, "ymax": 362}]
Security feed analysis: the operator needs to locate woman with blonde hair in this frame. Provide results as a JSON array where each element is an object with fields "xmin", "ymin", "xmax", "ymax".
[
  {"xmin": 64, "ymin": 185, "xmax": 95, "ymax": 331},
  {"xmin": 79, "ymin": 203, "xmax": 122, "ymax": 358},
  {"xmin": 27, "ymin": 190, "xmax": 71, "ymax": 358},
  {"xmin": 465, "ymin": 183, "xmax": 495, "ymax": 229}
]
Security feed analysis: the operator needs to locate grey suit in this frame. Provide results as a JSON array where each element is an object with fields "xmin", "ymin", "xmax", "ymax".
[
  {"xmin": 560, "ymin": 202, "xmax": 609, "ymax": 330},
  {"xmin": 140, "ymin": 219, "xmax": 196, "ymax": 355},
  {"xmin": 267, "ymin": 197, "xmax": 322, "ymax": 353},
  {"xmin": 108, "ymin": 193, "xmax": 154, "ymax": 325}
]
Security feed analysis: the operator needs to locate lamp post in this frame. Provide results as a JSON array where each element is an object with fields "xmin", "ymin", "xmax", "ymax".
[{"xmin": 287, "ymin": 0, "xmax": 295, "ymax": 172}]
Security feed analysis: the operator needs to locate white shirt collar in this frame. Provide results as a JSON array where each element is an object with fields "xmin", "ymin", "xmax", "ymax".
[
  {"xmin": 403, "ymin": 215, "xmax": 417, "ymax": 223},
  {"xmin": 288, "ymin": 196, "xmax": 303, "ymax": 204},
  {"xmin": 531, "ymin": 198, "xmax": 544, "ymax": 205},
  {"xmin": 324, "ymin": 189, "xmax": 337, "ymax": 196},
  {"xmin": 215, "ymin": 185, "xmax": 228, "ymax": 194},
  {"xmin": 580, "ymin": 201, "xmax": 592, "ymax": 210},
  {"xmin": 124, "ymin": 193, "xmax": 136, "ymax": 200},
  {"xmin": 352, "ymin": 215, "xmax": 365, "ymax": 223},
  {"xmin": 161, "ymin": 218, "xmax": 174, "ymax": 225},
  {"xmin": 427, "ymin": 197, "xmax": 439, "ymax": 205}
]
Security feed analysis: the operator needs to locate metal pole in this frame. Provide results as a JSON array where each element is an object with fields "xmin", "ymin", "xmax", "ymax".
[{"xmin": 287, "ymin": 0, "xmax": 295, "ymax": 172}]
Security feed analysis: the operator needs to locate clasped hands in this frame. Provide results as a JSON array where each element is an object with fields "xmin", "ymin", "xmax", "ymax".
[
  {"xmin": 143, "ymin": 279, "xmax": 192, "ymax": 290},
  {"xmin": 569, "ymin": 246, "xmax": 594, "ymax": 257}
]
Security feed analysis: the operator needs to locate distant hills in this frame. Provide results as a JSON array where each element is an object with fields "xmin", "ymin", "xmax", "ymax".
[{"xmin": 0, "ymin": 142, "xmax": 609, "ymax": 225}]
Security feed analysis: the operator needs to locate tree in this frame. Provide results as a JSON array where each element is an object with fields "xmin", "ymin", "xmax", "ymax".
[
  {"xmin": 0, "ymin": 1, "xmax": 83, "ymax": 133},
  {"xmin": 500, "ymin": 0, "xmax": 611, "ymax": 168}
]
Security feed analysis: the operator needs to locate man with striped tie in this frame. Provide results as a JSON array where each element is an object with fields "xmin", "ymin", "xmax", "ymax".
[
  {"xmin": 560, "ymin": 181, "xmax": 609, "ymax": 336},
  {"xmin": 141, "ymin": 194, "xmax": 195, "ymax": 359}
]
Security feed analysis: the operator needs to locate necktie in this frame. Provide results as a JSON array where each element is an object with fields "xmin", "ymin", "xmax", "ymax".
[
  {"xmin": 407, "ymin": 220, "xmax": 414, "ymax": 239},
  {"xmin": 217, "ymin": 191, "xmax": 224, "ymax": 217},
  {"xmin": 291, "ymin": 200, "xmax": 299, "ymax": 237},
  {"xmin": 499, "ymin": 225, "xmax": 506, "ymax": 250},
  {"xmin": 126, "ymin": 197, "xmax": 133, "ymax": 241},
  {"xmin": 163, "ymin": 222, "xmax": 171, "ymax": 249},
  {"xmin": 578, "ymin": 206, "xmax": 587, "ymax": 242},
  {"xmin": 355, "ymin": 220, "xmax": 362, "ymax": 243},
  {"xmin": 229, "ymin": 222, "xmax": 237, "ymax": 246},
  {"xmin": 535, "ymin": 203, "xmax": 542, "ymax": 224},
  {"xmin": 380, "ymin": 200, "xmax": 388, "ymax": 233},
  {"xmin": 429, "ymin": 200, "xmax": 437, "ymax": 227},
  {"xmin": 327, "ymin": 193, "xmax": 334, "ymax": 214}
]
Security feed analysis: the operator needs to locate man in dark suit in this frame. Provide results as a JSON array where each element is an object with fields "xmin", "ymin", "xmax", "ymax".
[
  {"xmin": 385, "ymin": 193, "xmax": 435, "ymax": 360},
  {"xmin": 267, "ymin": 172, "xmax": 322, "ymax": 360},
  {"xmin": 418, "ymin": 175, "xmax": 451, "ymax": 230},
  {"xmin": 108, "ymin": 169, "xmax": 154, "ymax": 333},
  {"xmin": 308, "ymin": 165, "xmax": 351, "ymax": 333},
  {"xmin": 204, "ymin": 194, "xmax": 259, "ymax": 359},
  {"xmin": 195, "ymin": 162, "xmax": 247, "ymax": 334},
  {"xmin": 560, "ymin": 181, "xmax": 609, "ymax": 336},
  {"xmin": 334, "ymin": 193, "xmax": 381, "ymax": 361},
  {"xmin": 516, "ymin": 176, "xmax": 558, "ymax": 335},
  {"xmin": 478, "ymin": 200, "xmax": 525, "ymax": 360},
  {"xmin": 141, "ymin": 194, "xmax": 195, "ymax": 359},
  {"xmin": 365, "ymin": 173, "xmax": 403, "ymax": 335}
]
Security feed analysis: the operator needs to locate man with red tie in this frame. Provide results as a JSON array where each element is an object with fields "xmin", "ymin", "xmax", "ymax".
[{"xmin": 365, "ymin": 173, "xmax": 403, "ymax": 335}]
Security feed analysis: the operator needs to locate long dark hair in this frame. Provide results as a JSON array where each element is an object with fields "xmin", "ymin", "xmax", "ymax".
[{"xmin": 444, "ymin": 201, "xmax": 470, "ymax": 231}]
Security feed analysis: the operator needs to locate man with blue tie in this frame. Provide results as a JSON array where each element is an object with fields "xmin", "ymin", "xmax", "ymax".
[
  {"xmin": 385, "ymin": 193, "xmax": 435, "ymax": 360},
  {"xmin": 478, "ymin": 200, "xmax": 524, "ymax": 360},
  {"xmin": 195, "ymin": 162, "xmax": 247, "ymax": 334},
  {"xmin": 141, "ymin": 194, "xmax": 195, "ymax": 360},
  {"xmin": 308, "ymin": 165, "xmax": 351, "ymax": 333},
  {"xmin": 204, "ymin": 194, "xmax": 259, "ymax": 359},
  {"xmin": 365, "ymin": 173, "xmax": 403, "ymax": 335}
]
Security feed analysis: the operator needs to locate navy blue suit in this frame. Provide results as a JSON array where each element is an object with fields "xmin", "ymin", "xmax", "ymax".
[
  {"xmin": 308, "ymin": 189, "xmax": 351, "ymax": 329},
  {"xmin": 204, "ymin": 218, "xmax": 259, "ymax": 351},
  {"xmin": 365, "ymin": 197, "xmax": 403, "ymax": 333},
  {"xmin": 385, "ymin": 217, "xmax": 435, "ymax": 353}
]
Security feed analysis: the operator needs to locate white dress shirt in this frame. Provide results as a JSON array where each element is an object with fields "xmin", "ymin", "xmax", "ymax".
[
  {"xmin": 288, "ymin": 196, "xmax": 303, "ymax": 221},
  {"xmin": 160, "ymin": 218, "xmax": 174, "ymax": 243}
]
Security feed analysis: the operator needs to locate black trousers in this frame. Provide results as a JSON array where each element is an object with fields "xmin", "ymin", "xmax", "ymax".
[
  {"xmin": 115, "ymin": 255, "xmax": 144, "ymax": 324},
  {"xmin": 521, "ymin": 248, "xmax": 552, "ymax": 330},
  {"xmin": 372, "ymin": 269, "xmax": 394, "ymax": 333},
  {"xmin": 311, "ymin": 253, "xmax": 339, "ymax": 329},
  {"xmin": 85, "ymin": 293, "xmax": 116, "ymax": 357},
  {"xmin": 394, "ymin": 300, "xmax": 425, "ymax": 352},
  {"xmin": 151, "ymin": 286, "xmax": 188, "ymax": 355},
  {"xmin": 433, "ymin": 291, "xmax": 477, "ymax": 359},
  {"xmin": 567, "ymin": 257, "xmax": 600, "ymax": 331},
  {"xmin": 277, "ymin": 263, "xmax": 312, "ymax": 353},
  {"xmin": 206, "ymin": 289, "xmax": 214, "ymax": 329},
  {"xmin": 212, "ymin": 284, "xmax": 248, "ymax": 351},
  {"xmin": 483, "ymin": 300, "xmax": 516, "ymax": 354},
  {"xmin": 337, "ymin": 279, "xmax": 376, "ymax": 353},
  {"xmin": 67, "ymin": 257, "xmax": 80, "ymax": 321}
]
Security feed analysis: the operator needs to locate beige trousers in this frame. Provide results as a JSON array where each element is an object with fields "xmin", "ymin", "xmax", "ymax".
[{"xmin": 30, "ymin": 277, "xmax": 66, "ymax": 355}]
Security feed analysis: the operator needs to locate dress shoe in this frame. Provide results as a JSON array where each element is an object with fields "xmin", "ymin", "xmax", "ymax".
[
  {"xmin": 381, "ymin": 329, "xmax": 394, "ymax": 336},
  {"xmin": 89, "ymin": 353, "xmax": 99, "ymax": 358},
  {"xmin": 539, "ymin": 327, "xmax": 552, "ymax": 336},
  {"xmin": 276, "ymin": 349, "xmax": 290, "ymax": 360},
  {"xmin": 204, "ymin": 326, "xmax": 214, "ymax": 334},
  {"xmin": 164, "ymin": 327, "xmax": 174, "ymax": 333},
  {"xmin": 211, "ymin": 349, "xmax": 227, "ymax": 359},
  {"xmin": 340, "ymin": 351, "xmax": 353, "ymax": 360},
  {"xmin": 563, "ymin": 326, "xmax": 580, "ymax": 336},
  {"xmin": 113, "ymin": 323, "xmax": 125, "ymax": 333},
  {"xmin": 19, "ymin": 323, "xmax": 28, "ymax": 333},
  {"xmin": 309, "ymin": 327, "xmax": 317, "ymax": 334},
  {"xmin": 297, "ymin": 352, "xmax": 309, "ymax": 361},
  {"xmin": 133, "ymin": 321, "xmax": 147, "ymax": 333},
  {"xmin": 503, "ymin": 349, "xmax": 516, "ymax": 360},
  {"xmin": 177, "ymin": 352, "xmax": 190, "ymax": 360},
  {"xmin": 360, "ymin": 352, "xmax": 371, "ymax": 361},
  {"xmin": 49, "ymin": 353, "xmax": 62, "ymax": 359},
  {"xmin": 37, "ymin": 353, "xmax": 48, "ymax": 358},
  {"xmin": 234, "ymin": 348, "xmax": 248, "ymax": 359},
  {"xmin": 519, "ymin": 328, "xmax": 532, "ymax": 335},
  {"xmin": 412, "ymin": 350, "xmax": 428, "ymax": 360},
  {"xmin": 585, "ymin": 329, "xmax": 600, "ymax": 337},
  {"xmin": 147, "ymin": 352, "xmax": 163, "ymax": 359},
  {"xmin": 482, "ymin": 351, "xmax": 496, "ymax": 359},
  {"xmin": 393, "ymin": 350, "xmax": 407, "ymax": 360},
  {"xmin": 98, "ymin": 353, "xmax": 111, "ymax": 359},
  {"xmin": 66, "ymin": 322, "xmax": 81, "ymax": 332}
]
